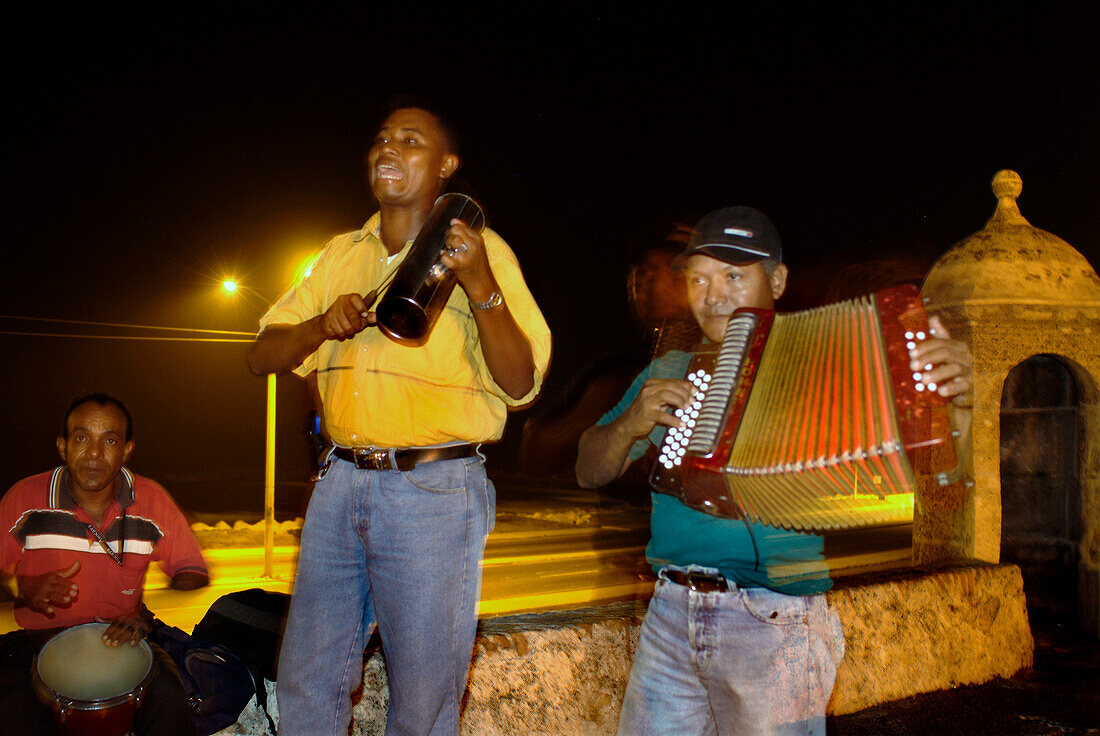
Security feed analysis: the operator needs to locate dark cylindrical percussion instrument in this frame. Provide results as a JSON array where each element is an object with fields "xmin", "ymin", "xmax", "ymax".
[{"xmin": 376, "ymin": 193, "xmax": 486, "ymax": 344}]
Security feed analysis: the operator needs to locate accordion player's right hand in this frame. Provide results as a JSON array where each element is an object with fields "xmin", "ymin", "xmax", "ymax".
[{"xmin": 624, "ymin": 378, "xmax": 696, "ymax": 439}]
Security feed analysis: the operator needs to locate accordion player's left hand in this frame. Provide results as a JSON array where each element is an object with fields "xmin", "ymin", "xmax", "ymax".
[{"xmin": 909, "ymin": 315, "xmax": 973, "ymax": 407}]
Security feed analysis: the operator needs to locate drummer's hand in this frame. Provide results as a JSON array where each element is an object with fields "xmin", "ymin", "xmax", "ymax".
[
  {"xmin": 441, "ymin": 220, "xmax": 493, "ymax": 294},
  {"xmin": 910, "ymin": 316, "xmax": 973, "ymax": 407},
  {"xmin": 18, "ymin": 561, "xmax": 79, "ymax": 616},
  {"xmin": 101, "ymin": 605, "xmax": 154, "ymax": 647}
]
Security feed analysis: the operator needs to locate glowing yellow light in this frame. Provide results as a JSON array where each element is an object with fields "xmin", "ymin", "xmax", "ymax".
[
  {"xmin": 291, "ymin": 251, "xmax": 322, "ymax": 287},
  {"xmin": 222, "ymin": 280, "xmax": 239, "ymax": 293}
]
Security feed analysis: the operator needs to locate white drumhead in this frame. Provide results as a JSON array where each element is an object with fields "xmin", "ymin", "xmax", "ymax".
[{"xmin": 37, "ymin": 622, "xmax": 153, "ymax": 700}]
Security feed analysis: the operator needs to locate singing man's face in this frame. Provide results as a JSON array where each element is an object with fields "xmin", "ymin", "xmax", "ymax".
[
  {"xmin": 684, "ymin": 255, "xmax": 788, "ymax": 342},
  {"xmin": 366, "ymin": 107, "xmax": 458, "ymax": 210}
]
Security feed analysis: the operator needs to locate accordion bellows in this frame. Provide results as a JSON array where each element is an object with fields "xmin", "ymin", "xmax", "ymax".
[{"xmin": 649, "ymin": 285, "xmax": 958, "ymax": 531}]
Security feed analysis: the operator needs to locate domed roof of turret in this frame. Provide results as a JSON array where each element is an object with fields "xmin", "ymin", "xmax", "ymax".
[{"xmin": 923, "ymin": 170, "xmax": 1100, "ymax": 307}]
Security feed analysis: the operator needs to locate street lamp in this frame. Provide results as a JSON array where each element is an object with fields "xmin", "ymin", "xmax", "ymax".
[
  {"xmin": 221, "ymin": 279, "xmax": 278, "ymax": 577},
  {"xmin": 221, "ymin": 249, "xmax": 318, "ymax": 577}
]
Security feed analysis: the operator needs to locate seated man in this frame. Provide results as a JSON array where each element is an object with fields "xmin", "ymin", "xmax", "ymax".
[
  {"xmin": 0, "ymin": 393, "xmax": 209, "ymax": 735},
  {"xmin": 577, "ymin": 207, "xmax": 973, "ymax": 736}
]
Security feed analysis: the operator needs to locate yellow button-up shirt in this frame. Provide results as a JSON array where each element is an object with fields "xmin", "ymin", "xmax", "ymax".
[{"xmin": 259, "ymin": 213, "xmax": 552, "ymax": 448}]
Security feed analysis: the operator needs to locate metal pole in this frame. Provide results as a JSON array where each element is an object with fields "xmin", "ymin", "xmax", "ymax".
[{"xmin": 264, "ymin": 372, "xmax": 276, "ymax": 577}]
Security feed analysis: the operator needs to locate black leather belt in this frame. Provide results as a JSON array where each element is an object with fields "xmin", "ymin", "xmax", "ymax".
[
  {"xmin": 663, "ymin": 568, "xmax": 731, "ymax": 593},
  {"xmin": 332, "ymin": 444, "xmax": 477, "ymax": 472}
]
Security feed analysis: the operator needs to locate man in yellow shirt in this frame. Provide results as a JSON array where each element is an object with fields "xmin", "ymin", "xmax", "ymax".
[{"xmin": 249, "ymin": 99, "xmax": 551, "ymax": 736}]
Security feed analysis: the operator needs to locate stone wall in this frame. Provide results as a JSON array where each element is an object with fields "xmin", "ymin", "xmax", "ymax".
[
  {"xmin": 217, "ymin": 564, "xmax": 1033, "ymax": 735},
  {"xmin": 353, "ymin": 603, "xmax": 646, "ymax": 736}
]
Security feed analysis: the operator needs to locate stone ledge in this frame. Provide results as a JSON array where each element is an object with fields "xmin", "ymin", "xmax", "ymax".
[
  {"xmin": 453, "ymin": 601, "xmax": 648, "ymax": 736},
  {"xmin": 217, "ymin": 564, "xmax": 1034, "ymax": 735},
  {"xmin": 827, "ymin": 562, "xmax": 1034, "ymax": 714}
]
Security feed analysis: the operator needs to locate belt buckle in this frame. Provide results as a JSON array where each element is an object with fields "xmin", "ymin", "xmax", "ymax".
[
  {"xmin": 354, "ymin": 448, "xmax": 392, "ymax": 471},
  {"xmin": 687, "ymin": 570, "xmax": 725, "ymax": 593}
]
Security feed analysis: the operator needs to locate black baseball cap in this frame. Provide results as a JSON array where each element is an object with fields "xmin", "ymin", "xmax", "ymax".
[{"xmin": 673, "ymin": 206, "xmax": 782, "ymax": 268}]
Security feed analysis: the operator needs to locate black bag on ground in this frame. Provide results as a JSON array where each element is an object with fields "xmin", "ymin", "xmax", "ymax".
[
  {"xmin": 192, "ymin": 588, "xmax": 290, "ymax": 682},
  {"xmin": 149, "ymin": 621, "xmax": 263, "ymax": 736}
]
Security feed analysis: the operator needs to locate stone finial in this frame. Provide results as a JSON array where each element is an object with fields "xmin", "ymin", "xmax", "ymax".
[{"xmin": 986, "ymin": 169, "xmax": 1030, "ymax": 227}]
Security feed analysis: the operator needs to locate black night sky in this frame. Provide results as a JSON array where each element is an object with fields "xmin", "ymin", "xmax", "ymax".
[{"xmin": 2, "ymin": 6, "xmax": 1098, "ymax": 515}]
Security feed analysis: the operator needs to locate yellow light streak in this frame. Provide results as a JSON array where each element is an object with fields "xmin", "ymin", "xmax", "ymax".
[{"xmin": 476, "ymin": 583, "xmax": 654, "ymax": 618}]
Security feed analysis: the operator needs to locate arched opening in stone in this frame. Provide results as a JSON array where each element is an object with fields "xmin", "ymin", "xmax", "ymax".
[{"xmin": 999, "ymin": 354, "xmax": 1083, "ymax": 630}]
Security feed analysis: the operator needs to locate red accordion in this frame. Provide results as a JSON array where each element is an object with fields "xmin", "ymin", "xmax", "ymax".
[{"xmin": 649, "ymin": 285, "xmax": 958, "ymax": 531}]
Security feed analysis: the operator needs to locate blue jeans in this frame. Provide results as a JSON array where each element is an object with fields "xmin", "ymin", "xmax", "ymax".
[
  {"xmin": 276, "ymin": 456, "xmax": 494, "ymax": 736},
  {"xmin": 617, "ymin": 566, "xmax": 844, "ymax": 736}
]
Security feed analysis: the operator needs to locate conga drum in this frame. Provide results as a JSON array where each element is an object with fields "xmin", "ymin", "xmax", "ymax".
[{"xmin": 32, "ymin": 622, "xmax": 156, "ymax": 736}]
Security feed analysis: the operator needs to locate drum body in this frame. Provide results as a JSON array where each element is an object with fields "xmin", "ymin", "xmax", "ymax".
[{"xmin": 32, "ymin": 622, "xmax": 156, "ymax": 736}]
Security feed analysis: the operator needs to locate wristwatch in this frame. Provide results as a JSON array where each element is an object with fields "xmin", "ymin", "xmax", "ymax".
[{"xmin": 470, "ymin": 291, "xmax": 504, "ymax": 311}]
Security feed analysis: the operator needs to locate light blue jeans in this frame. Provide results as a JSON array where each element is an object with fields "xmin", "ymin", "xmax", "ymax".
[
  {"xmin": 276, "ymin": 456, "xmax": 494, "ymax": 736},
  {"xmin": 617, "ymin": 566, "xmax": 845, "ymax": 736}
]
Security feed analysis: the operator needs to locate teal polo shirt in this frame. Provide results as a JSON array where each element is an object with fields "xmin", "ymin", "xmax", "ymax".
[{"xmin": 598, "ymin": 350, "xmax": 832, "ymax": 596}]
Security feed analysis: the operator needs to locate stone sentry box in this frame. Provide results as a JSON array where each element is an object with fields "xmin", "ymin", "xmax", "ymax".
[{"xmin": 919, "ymin": 170, "xmax": 1100, "ymax": 637}]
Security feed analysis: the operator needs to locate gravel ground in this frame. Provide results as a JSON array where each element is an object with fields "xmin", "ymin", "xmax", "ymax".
[{"xmin": 830, "ymin": 618, "xmax": 1100, "ymax": 735}]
